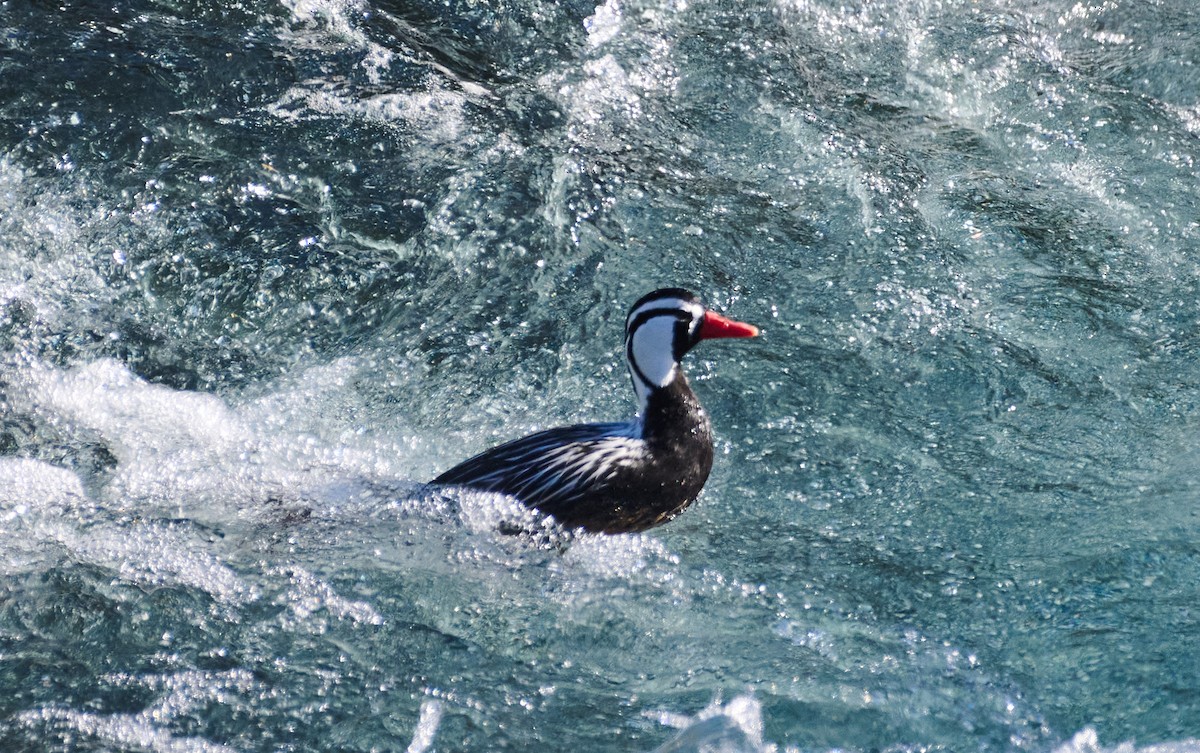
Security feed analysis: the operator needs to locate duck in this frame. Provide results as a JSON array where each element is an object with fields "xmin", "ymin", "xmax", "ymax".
[{"xmin": 430, "ymin": 288, "xmax": 758, "ymax": 534}]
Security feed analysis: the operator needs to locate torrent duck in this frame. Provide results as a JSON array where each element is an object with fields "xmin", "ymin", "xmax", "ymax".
[{"xmin": 431, "ymin": 288, "xmax": 758, "ymax": 533}]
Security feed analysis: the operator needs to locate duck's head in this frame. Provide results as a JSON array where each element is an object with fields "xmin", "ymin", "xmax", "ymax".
[{"xmin": 624, "ymin": 288, "xmax": 758, "ymax": 409}]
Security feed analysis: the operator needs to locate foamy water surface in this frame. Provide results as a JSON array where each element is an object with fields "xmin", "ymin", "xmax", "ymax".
[{"xmin": 3, "ymin": 0, "xmax": 1200, "ymax": 750}]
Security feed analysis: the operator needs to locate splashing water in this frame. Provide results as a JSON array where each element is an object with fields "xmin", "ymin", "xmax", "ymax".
[{"xmin": 2, "ymin": 0, "xmax": 1200, "ymax": 751}]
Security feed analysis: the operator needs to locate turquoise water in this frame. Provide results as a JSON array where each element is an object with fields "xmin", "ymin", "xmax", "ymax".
[{"xmin": 2, "ymin": 0, "xmax": 1200, "ymax": 751}]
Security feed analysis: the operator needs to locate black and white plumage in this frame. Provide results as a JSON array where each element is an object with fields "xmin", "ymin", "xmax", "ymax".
[{"xmin": 431, "ymin": 288, "xmax": 758, "ymax": 534}]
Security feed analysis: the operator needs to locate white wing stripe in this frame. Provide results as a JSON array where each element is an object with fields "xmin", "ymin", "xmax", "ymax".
[{"xmin": 435, "ymin": 421, "xmax": 649, "ymax": 509}]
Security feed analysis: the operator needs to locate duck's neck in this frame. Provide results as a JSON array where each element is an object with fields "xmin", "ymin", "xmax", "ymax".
[
  {"xmin": 628, "ymin": 345, "xmax": 677, "ymax": 413},
  {"xmin": 638, "ymin": 371, "xmax": 712, "ymax": 448}
]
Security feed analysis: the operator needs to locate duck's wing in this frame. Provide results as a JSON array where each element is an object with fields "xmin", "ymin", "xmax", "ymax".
[{"xmin": 431, "ymin": 421, "xmax": 646, "ymax": 510}]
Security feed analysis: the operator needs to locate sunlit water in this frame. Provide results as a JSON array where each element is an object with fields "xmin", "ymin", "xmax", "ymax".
[{"xmin": 2, "ymin": 0, "xmax": 1200, "ymax": 751}]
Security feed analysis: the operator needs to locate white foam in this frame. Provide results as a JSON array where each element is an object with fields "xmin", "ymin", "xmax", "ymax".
[
  {"xmin": 7, "ymin": 357, "xmax": 425, "ymax": 524},
  {"xmin": 18, "ymin": 708, "xmax": 239, "ymax": 753},
  {"xmin": 0, "ymin": 457, "xmax": 256, "ymax": 605},
  {"xmin": 1053, "ymin": 728, "xmax": 1200, "ymax": 753},
  {"xmin": 79, "ymin": 522, "xmax": 256, "ymax": 606},
  {"xmin": 13, "ymin": 358, "xmax": 268, "ymax": 518},
  {"xmin": 268, "ymin": 86, "xmax": 468, "ymax": 143},
  {"xmin": 0, "ymin": 157, "xmax": 120, "ymax": 335},
  {"xmin": 273, "ymin": 564, "xmax": 384, "ymax": 628},
  {"xmin": 278, "ymin": 0, "xmax": 393, "ymax": 82},
  {"xmin": 0, "ymin": 456, "xmax": 89, "ymax": 511},
  {"xmin": 649, "ymin": 694, "xmax": 785, "ymax": 753},
  {"xmin": 0, "ymin": 457, "xmax": 93, "ymax": 573},
  {"xmin": 405, "ymin": 699, "xmax": 445, "ymax": 753},
  {"xmin": 1170, "ymin": 103, "xmax": 1200, "ymax": 135},
  {"xmin": 548, "ymin": 0, "xmax": 683, "ymax": 146},
  {"xmin": 584, "ymin": 0, "xmax": 623, "ymax": 47},
  {"xmin": 558, "ymin": 529, "xmax": 679, "ymax": 582},
  {"xmin": 19, "ymin": 669, "xmax": 257, "ymax": 753}
]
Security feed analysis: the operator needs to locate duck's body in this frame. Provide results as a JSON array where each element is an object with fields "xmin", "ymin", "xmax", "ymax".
[{"xmin": 431, "ymin": 288, "xmax": 757, "ymax": 534}]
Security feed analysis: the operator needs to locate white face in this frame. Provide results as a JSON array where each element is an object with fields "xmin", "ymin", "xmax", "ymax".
[{"xmin": 630, "ymin": 315, "xmax": 681, "ymax": 389}]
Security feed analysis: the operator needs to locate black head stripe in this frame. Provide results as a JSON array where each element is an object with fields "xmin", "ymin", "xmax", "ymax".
[
  {"xmin": 625, "ymin": 289, "xmax": 699, "ymax": 330},
  {"xmin": 674, "ymin": 316, "xmax": 694, "ymax": 361},
  {"xmin": 628, "ymin": 288, "xmax": 698, "ymax": 313},
  {"xmin": 626, "ymin": 307, "xmax": 692, "ymax": 336}
]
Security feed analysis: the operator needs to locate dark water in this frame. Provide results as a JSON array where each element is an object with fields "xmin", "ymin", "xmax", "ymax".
[{"xmin": 2, "ymin": 0, "xmax": 1200, "ymax": 751}]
